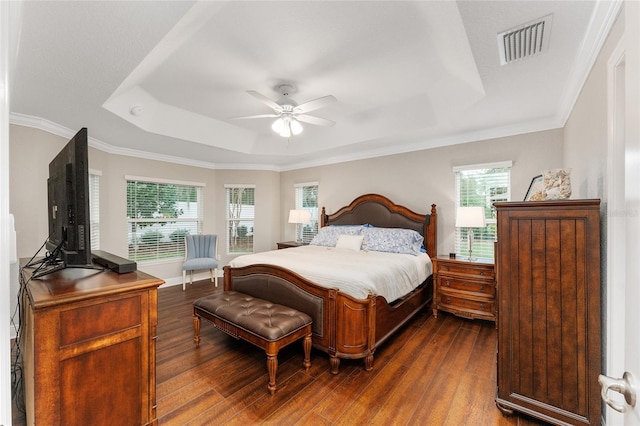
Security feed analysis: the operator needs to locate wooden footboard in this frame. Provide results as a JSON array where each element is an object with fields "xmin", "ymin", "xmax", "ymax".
[{"xmin": 223, "ymin": 264, "xmax": 432, "ymax": 373}]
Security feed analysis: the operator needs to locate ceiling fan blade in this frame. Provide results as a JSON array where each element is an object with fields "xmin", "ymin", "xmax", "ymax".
[
  {"xmin": 294, "ymin": 95, "xmax": 337, "ymax": 114},
  {"xmin": 296, "ymin": 114, "xmax": 335, "ymax": 127},
  {"xmin": 232, "ymin": 113, "xmax": 280, "ymax": 120},
  {"xmin": 246, "ymin": 90, "xmax": 282, "ymax": 112}
]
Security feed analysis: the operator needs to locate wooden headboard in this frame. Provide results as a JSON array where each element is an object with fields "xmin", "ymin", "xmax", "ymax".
[{"xmin": 320, "ymin": 194, "xmax": 437, "ymax": 258}]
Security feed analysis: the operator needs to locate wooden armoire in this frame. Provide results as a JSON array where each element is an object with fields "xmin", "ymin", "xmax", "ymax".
[{"xmin": 494, "ymin": 200, "xmax": 601, "ymax": 425}]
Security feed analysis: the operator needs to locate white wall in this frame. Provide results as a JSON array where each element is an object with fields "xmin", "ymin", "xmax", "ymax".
[
  {"xmin": 564, "ymin": 8, "xmax": 623, "ymax": 200},
  {"xmin": 281, "ymin": 129, "xmax": 564, "ymax": 255}
]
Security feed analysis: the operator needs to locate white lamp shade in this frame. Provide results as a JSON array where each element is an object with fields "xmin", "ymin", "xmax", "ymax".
[
  {"xmin": 455, "ymin": 206, "xmax": 486, "ymax": 228},
  {"xmin": 288, "ymin": 209, "xmax": 311, "ymax": 224}
]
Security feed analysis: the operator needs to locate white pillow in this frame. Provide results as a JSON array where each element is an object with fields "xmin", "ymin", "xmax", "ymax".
[{"xmin": 335, "ymin": 234, "xmax": 364, "ymax": 251}]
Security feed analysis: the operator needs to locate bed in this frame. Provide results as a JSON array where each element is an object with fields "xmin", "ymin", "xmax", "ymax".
[{"xmin": 223, "ymin": 193, "xmax": 437, "ymax": 373}]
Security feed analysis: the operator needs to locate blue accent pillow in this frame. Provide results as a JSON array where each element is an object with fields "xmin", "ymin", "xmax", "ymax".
[
  {"xmin": 309, "ymin": 225, "xmax": 363, "ymax": 247},
  {"xmin": 361, "ymin": 227, "xmax": 424, "ymax": 255}
]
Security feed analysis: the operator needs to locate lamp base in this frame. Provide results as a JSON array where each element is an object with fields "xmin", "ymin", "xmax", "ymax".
[{"xmin": 467, "ymin": 229, "xmax": 477, "ymax": 262}]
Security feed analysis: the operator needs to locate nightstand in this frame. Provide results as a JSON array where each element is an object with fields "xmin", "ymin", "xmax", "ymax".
[
  {"xmin": 432, "ymin": 255, "xmax": 496, "ymax": 322},
  {"xmin": 276, "ymin": 241, "xmax": 305, "ymax": 249}
]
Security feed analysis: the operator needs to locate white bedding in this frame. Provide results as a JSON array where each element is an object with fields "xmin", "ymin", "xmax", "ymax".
[{"xmin": 228, "ymin": 245, "xmax": 433, "ymax": 302}]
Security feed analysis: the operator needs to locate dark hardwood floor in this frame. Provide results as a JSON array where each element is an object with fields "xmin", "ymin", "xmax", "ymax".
[{"xmin": 13, "ymin": 279, "xmax": 548, "ymax": 425}]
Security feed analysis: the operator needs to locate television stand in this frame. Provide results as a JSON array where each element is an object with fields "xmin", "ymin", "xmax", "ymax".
[{"xmin": 21, "ymin": 261, "xmax": 164, "ymax": 425}]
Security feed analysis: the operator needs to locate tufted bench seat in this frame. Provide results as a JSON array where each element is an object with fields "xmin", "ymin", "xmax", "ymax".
[{"xmin": 193, "ymin": 291, "xmax": 312, "ymax": 394}]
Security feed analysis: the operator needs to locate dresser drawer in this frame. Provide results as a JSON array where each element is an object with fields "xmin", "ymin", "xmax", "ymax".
[
  {"xmin": 437, "ymin": 275, "xmax": 495, "ymax": 297},
  {"xmin": 432, "ymin": 256, "xmax": 496, "ymax": 322},
  {"xmin": 437, "ymin": 263, "xmax": 495, "ymax": 278},
  {"xmin": 437, "ymin": 294, "xmax": 495, "ymax": 318}
]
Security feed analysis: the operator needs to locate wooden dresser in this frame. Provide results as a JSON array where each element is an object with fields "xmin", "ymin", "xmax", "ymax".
[
  {"xmin": 494, "ymin": 200, "xmax": 601, "ymax": 425},
  {"xmin": 21, "ymin": 265, "xmax": 164, "ymax": 426},
  {"xmin": 432, "ymin": 255, "xmax": 496, "ymax": 322}
]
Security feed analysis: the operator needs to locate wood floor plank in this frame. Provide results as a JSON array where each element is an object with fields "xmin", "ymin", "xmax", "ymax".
[
  {"xmin": 261, "ymin": 370, "xmax": 344, "ymax": 425},
  {"xmin": 368, "ymin": 318, "xmax": 452, "ymax": 425}
]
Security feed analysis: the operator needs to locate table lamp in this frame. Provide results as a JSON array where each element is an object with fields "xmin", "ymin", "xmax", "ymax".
[
  {"xmin": 288, "ymin": 209, "xmax": 311, "ymax": 243},
  {"xmin": 455, "ymin": 206, "xmax": 486, "ymax": 261}
]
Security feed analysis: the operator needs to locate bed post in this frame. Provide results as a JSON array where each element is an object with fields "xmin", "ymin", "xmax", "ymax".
[
  {"xmin": 426, "ymin": 204, "xmax": 437, "ymax": 258},
  {"xmin": 320, "ymin": 206, "xmax": 328, "ymax": 227}
]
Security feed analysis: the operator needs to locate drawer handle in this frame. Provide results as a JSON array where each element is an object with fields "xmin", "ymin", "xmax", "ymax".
[
  {"xmin": 446, "ymin": 297, "xmax": 451, "ymax": 303},
  {"xmin": 480, "ymin": 285, "xmax": 484, "ymax": 292},
  {"xmin": 445, "ymin": 280, "xmax": 450, "ymax": 287},
  {"xmin": 479, "ymin": 271, "xmax": 484, "ymax": 276}
]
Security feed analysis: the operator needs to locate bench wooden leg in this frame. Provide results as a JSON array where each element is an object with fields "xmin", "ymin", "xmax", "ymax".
[
  {"xmin": 266, "ymin": 353, "xmax": 278, "ymax": 395},
  {"xmin": 193, "ymin": 314, "xmax": 201, "ymax": 347},
  {"xmin": 303, "ymin": 334, "xmax": 311, "ymax": 370}
]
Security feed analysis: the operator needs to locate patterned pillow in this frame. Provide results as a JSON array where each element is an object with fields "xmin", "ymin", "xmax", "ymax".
[
  {"xmin": 309, "ymin": 225, "xmax": 363, "ymax": 247},
  {"xmin": 361, "ymin": 227, "xmax": 424, "ymax": 255}
]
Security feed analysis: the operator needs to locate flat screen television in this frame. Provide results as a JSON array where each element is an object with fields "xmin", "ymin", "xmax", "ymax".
[{"xmin": 30, "ymin": 128, "xmax": 93, "ymax": 277}]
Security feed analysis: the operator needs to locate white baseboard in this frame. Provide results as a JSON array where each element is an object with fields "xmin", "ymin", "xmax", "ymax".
[{"xmin": 159, "ymin": 270, "xmax": 221, "ymax": 289}]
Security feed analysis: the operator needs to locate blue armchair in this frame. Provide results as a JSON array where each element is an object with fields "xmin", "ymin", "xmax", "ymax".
[{"xmin": 182, "ymin": 234, "xmax": 218, "ymax": 291}]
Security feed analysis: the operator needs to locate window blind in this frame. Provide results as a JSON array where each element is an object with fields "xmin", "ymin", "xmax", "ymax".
[
  {"xmin": 127, "ymin": 179, "xmax": 203, "ymax": 262},
  {"xmin": 89, "ymin": 171, "xmax": 100, "ymax": 250}
]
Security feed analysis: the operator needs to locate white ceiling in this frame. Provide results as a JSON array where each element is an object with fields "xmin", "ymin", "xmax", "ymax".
[{"xmin": 9, "ymin": 1, "xmax": 619, "ymax": 171}]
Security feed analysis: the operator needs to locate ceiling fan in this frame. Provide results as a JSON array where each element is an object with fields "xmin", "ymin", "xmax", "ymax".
[{"xmin": 235, "ymin": 83, "xmax": 336, "ymax": 137}]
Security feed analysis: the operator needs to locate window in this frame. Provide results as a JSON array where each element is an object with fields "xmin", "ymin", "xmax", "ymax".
[
  {"xmin": 295, "ymin": 182, "xmax": 319, "ymax": 243},
  {"xmin": 126, "ymin": 176, "xmax": 203, "ymax": 262},
  {"xmin": 454, "ymin": 161, "xmax": 511, "ymax": 259},
  {"xmin": 226, "ymin": 185, "xmax": 255, "ymax": 254},
  {"xmin": 89, "ymin": 170, "xmax": 100, "ymax": 250}
]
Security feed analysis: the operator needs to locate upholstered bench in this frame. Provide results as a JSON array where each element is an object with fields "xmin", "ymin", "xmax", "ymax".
[{"xmin": 193, "ymin": 291, "xmax": 312, "ymax": 394}]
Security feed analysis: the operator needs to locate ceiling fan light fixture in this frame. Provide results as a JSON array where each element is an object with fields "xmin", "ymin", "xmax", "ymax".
[
  {"xmin": 271, "ymin": 116, "xmax": 303, "ymax": 137},
  {"xmin": 271, "ymin": 117, "xmax": 284, "ymax": 134},
  {"xmin": 280, "ymin": 124, "xmax": 291, "ymax": 138},
  {"xmin": 290, "ymin": 118, "xmax": 303, "ymax": 135}
]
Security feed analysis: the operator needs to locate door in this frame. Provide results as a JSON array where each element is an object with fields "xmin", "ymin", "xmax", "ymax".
[{"xmin": 602, "ymin": 2, "xmax": 640, "ymax": 423}]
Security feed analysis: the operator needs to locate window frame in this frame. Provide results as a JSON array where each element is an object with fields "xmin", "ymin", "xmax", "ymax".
[
  {"xmin": 126, "ymin": 175, "xmax": 204, "ymax": 263},
  {"xmin": 225, "ymin": 184, "xmax": 256, "ymax": 255},
  {"xmin": 453, "ymin": 161, "xmax": 512, "ymax": 260},
  {"xmin": 294, "ymin": 182, "xmax": 319, "ymax": 243}
]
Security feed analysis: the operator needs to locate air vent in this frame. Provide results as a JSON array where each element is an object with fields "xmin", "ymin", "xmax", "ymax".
[{"xmin": 498, "ymin": 14, "xmax": 552, "ymax": 65}]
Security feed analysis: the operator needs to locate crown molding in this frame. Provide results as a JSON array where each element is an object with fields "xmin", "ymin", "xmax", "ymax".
[
  {"xmin": 557, "ymin": 0, "xmax": 623, "ymax": 126},
  {"xmin": 8, "ymin": 113, "xmax": 280, "ymax": 171}
]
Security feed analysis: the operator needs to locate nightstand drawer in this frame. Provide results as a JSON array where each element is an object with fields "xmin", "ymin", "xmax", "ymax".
[
  {"xmin": 437, "ymin": 294, "xmax": 495, "ymax": 318},
  {"xmin": 437, "ymin": 263, "xmax": 495, "ymax": 279},
  {"xmin": 437, "ymin": 276, "xmax": 495, "ymax": 297}
]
